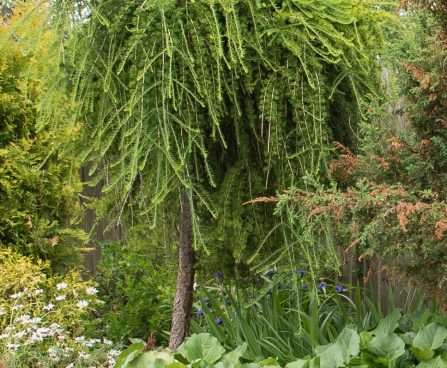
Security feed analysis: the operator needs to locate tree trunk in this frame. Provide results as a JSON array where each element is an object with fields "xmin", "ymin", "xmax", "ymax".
[{"xmin": 168, "ymin": 190, "xmax": 195, "ymax": 350}]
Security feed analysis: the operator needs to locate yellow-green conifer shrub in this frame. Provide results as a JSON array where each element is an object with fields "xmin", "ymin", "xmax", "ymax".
[{"xmin": 0, "ymin": 2, "xmax": 87, "ymax": 270}]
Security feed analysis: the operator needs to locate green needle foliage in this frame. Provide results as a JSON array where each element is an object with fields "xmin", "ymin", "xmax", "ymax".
[{"xmin": 29, "ymin": 0, "xmax": 392, "ymax": 274}]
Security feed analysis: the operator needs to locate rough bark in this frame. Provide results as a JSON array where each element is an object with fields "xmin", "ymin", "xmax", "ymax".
[{"xmin": 168, "ymin": 191, "xmax": 195, "ymax": 350}]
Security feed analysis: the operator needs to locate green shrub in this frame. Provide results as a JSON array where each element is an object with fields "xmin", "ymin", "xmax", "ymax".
[
  {"xmin": 94, "ymin": 240, "xmax": 175, "ymax": 345},
  {"xmin": 0, "ymin": 1, "xmax": 86, "ymax": 270},
  {"xmin": 0, "ymin": 248, "xmax": 121, "ymax": 367}
]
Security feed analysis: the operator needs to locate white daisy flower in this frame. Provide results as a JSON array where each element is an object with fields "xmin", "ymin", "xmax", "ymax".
[
  {"xmin": 56, "ymin": 282, "xmax": 67, "ymax": 290},
  {"xmin": 6, "ymin": 343, "xmax": 20, "ymax": 352},
  {"xmin": 75, "ymin": 336, "xmax": 86, "ymax": 343},
  {"xmin": 10, "ymin": 292, "xmax": 23, "ymax": 299},
  {"xmin": 76, "ymin": 300, "xmax": 89, "ymax": 309},
  {"xmin": 108, "ymin": 349, "xmax": 121, "ymax": 357},
  {"xmin": 85, "ymin": 286, "xmax": 99, "ymax": 295},
  {"xmin": 43, "ymin": 303, "xmax": 55, "ymax": 311},
  {"xmin": 48, "ymin": 347, "xmax": 59, "ymax": 361},
  {"xmin": 103, "ymin": 337, "xmax": 113, "ymax": 345},
  {"xmin": 15, "ymin": 314, "xmax": 31, "ymax": 324},
  {"xmin": 30, "ymin": 317, "xmax": 42, "ymax": 324},
  {"xmin": 79, "ymin": 352, "xmax": 90, "ymax": 359}
]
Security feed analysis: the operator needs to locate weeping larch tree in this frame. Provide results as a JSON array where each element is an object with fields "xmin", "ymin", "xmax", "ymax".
[{"xmin": 26, "ymin": 0, "xmax": 389, "ymax": 348}]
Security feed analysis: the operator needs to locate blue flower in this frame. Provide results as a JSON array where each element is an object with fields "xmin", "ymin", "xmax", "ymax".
[
  {"xmin": 335, "ymin": 285, "xmax": 346, "ymax": 293},
  {"xmin": 296, "ymin": 269, "xmax": 306, "ymax": 277},
  {"xmin": 215, "ymin": 317, "xmax": 223, "ymax": 325},
  {"xmin": 266, "ymin": 269, "xmax": 276, "ymax": 278},
  {"xmin": 197, "ymin": 310, "xmax": 204, "ymax": 317},
  {"xmin": 215, "ymin": 271, "xmax": 224, "ymax": 280},
  {"xmin": 317, "ymin": 281, "xmax": 327, "ymax": 290}
]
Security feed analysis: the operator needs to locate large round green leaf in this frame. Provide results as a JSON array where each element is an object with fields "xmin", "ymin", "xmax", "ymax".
[
  {"xmin": 367, "ymin": 333, "xmax": 405, "ymax": 364},
  {"xmin": 177, "ymin": 333, "xmax": 226, "ymax": 364}
]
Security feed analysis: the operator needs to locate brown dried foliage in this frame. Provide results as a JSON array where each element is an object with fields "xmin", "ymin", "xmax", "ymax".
[
  {"xmin": 144, "ymin": 332, "xmax": 157, "ymax": 351},
  {"xmin": 388, "ymin": 136, "xmax": 404, "ymax": 152},
  {"xmin": 436, "ymin": 118, "xmax": 447, "ymax": 129},
  {"xmin": 308, "ymin": 205, "xmax": 332, "ymax": 219},
  {"xmin": 387, "ymin": 201, "xmax": 429, "ymax": 232},
  {"xmin": 435, "ymin": 220, "xmax": 447, "ymax": 239},
  {"xmin": 420, "ymin": 139, "xmax": 431, "ymax": 152},
  {"xmin": 243, "ymin": 196, "xmax": 279, "ymax": 205},
  {"xmin": 363, "ymin": 267, "xmax": 372, "ymax": 283},
  {"xmin": 403, "ymin": 63, "xmax": 430, "ymax": 89},
  {"xmin": 345, "ymin": 238, "xmax": 360, "ymax": 253},
  {"xmin": 373, "ymin": 155, "xmax": 390, "ymax": 170},
  {"xmin": 329, "ymin": 142, "xmax": 358, "ymax": 182}
]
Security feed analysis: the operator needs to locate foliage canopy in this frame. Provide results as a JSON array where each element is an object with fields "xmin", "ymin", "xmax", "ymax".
[{"xmin": 35, "ymin": 0, "xmax": 391, "ymax": 274}]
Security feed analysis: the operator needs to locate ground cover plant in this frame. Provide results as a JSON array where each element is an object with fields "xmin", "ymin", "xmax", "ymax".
[{"xmin": 116, "ymin": 307, "xmax": 447, "ymax": 368}]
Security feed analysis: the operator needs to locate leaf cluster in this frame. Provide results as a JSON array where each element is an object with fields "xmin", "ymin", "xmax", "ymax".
[{"xmin": 115, "ymin": 307, "xmax": 447, "ymax": 368}]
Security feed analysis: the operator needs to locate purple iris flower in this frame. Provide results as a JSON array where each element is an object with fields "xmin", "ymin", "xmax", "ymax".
[
  {"xmin": 215, "ymin": 271, "xmax": 223, "ymax": 280},
  {"xmin": 197, "ymin": 310, "xmax": 204, "ymax": 317},
  {"xmin": 335, "ymin": 285, "xmax": 346, "ymax": 293},
  {"xmin": 215, "ymin": 317, "xmax": 223, "ymax": 325},
  {"xmin": 296, "ymin": 269, "xmax": 306, "ymax": 276},
  {"xmin": 266, "ymin": 269, "xmax": 276, "ymax": 278},
  {"xmin": 317, "ymin": 281, "xmax": 327, "ymax": 290}
]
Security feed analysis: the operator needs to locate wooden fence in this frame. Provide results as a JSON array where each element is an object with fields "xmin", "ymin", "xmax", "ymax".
[{"xmin": 343, "ymin": 256, "xmax": 417, "ymax": 311}]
